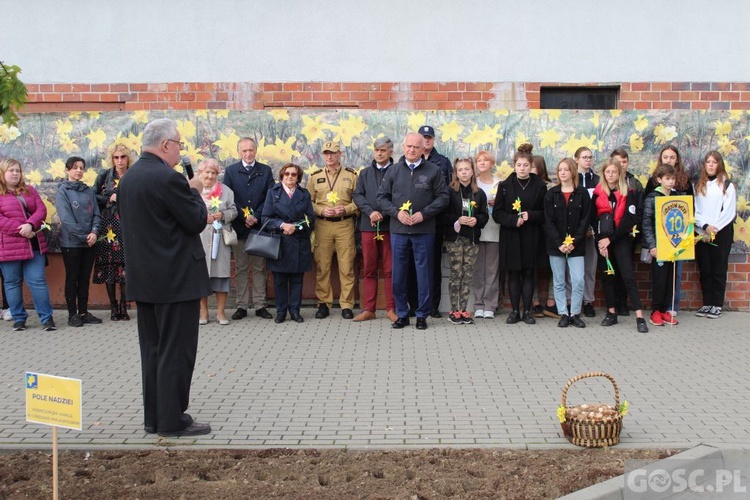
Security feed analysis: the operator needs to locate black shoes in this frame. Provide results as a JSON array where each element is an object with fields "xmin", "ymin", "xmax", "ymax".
[
  {"xmin": 506, "ymin": 310, "xmax": 520, "ymax": 324},
  {"xmin": 290, "ymin": 313, "xmax": 304, "ymax": 323},
  {"xmin": 158, "ymin": 421, "xmax": 211, "ymax": 438},
  {"xmin": 315, "ymin": 304, "xmax": 330, "ymax": 319},
  {"xmin": 80, "ymin": 312, "xmax": 102, "ymax": 324},
  {"xmin": 255, "ymin": 307, "xmax": 273, "ymax": 319},
  {"xmin": 601, "ymin": 312, "xmax": 618, "ymax": 326},
  {"xmin": 232, "ymin": 308, "xmax": 247, "ymax": 320},
  {"xmin": 392, "ymin": 317, "xmax": 410, "ymax": 329},
  {"xmin": 12, "ymin": 321, "xmax": 26, "ymax": 331},
  {"xmin": 522, "ymin": 311, "xmax": 536, "ymax": 324},
  {"xmin": 274, "ymin": 314, "xmax": 285, "ymax": 324},
  {"xmin": 429, "ymin": 309, "xmax": 442, "ymax": 319},
  {"xmin": 68, "ymin": 315, "xmax": 83, "ymax": 327},
  {"xmin": 43, "ymin": 319, "xmax": 57, "ymax": 331},
  {"xmin": 583, "ymin": 303, "xmax": 596, "ymax": 317},
  {"xmin": 144, "ymin": 426, "xmax": 156, "ymax": 434},
  {"xmin": 570, "ymin": 315, "xmax": 586, "ymax": 328},
  {"xmin": 341, "ymin": 308, "xmax": 354, "ymax": 319},
  {"xmin": 416, "ymin": 318, "xmax": 427, "ymax": 330},
  {"xmin": 558, "ymin": 314, "xmax": 570, "ymax": 328},
  {"xmin": 636, "ymin": 317, "xmax": 649, "ymax": 333},
  {"xmin": 531, "ymin": 304, "xmax": 544, "ymax": 318}
]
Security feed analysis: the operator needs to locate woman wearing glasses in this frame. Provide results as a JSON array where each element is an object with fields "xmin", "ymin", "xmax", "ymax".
[
  {"xmin": 262, "ymin": 163, "xmax": 315, "ymax": 324},
  {"xmin": 93, "ymin": 143, "xmax": 131, "ymax": 321}
]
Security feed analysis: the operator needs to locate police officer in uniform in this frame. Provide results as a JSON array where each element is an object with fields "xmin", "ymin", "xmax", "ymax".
[{"xmin": 307, "ymin": 141, "xmax": 359, "ymax": 319}]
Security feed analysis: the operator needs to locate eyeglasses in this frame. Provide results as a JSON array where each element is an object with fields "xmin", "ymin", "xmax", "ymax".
[
  {"xmin": 283, "ymin": 172, "xmax": 298, "ymax": 178},
  {"xmin": 113, "ymin": 155, "xmax": 128, "ymax": 160},
  {"xmin": 166, "ymin": 139, "xmax": 184, "ymax": 149}
]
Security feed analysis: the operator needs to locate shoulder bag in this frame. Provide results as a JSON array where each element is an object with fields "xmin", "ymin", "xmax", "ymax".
[{"xmin": 244, "ymin": 220, "xmax": 280, "ymax": 259}]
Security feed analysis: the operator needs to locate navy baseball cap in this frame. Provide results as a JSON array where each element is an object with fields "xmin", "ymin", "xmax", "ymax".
[{"xmin": 418, "ymin": 125, "xmax": 435, "ymax": 137}]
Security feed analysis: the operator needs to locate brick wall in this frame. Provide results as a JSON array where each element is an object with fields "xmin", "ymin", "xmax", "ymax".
[{"xmin": 18, "ymin": 80, "xmax": 750, "ymax": 312}]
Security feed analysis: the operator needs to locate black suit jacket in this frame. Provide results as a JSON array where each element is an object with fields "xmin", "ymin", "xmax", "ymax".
[{"xmin": 119, "ymin": 151, "xmax": 211, "ymax": 303}]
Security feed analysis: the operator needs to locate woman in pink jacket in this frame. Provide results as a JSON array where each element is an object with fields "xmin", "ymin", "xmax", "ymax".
[{"xmin": 0, "ymin": 159, "xmax": 55, "ymax": 331}]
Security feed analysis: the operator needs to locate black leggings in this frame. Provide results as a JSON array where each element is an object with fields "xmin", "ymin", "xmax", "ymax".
[
  {"xmin": 599, "ymin": 238, "xmax": 643, "ymax": 311},
  {"xmin": 507, "ymin": 268, "xmax": 535, "ymax": 313},
  {"xmin": 61, "ymin": 246, "xmax": 96, "ymax": 316},
  {"xmin": 695, "ymin": 224, "xmax": 733, "ymax": 308}
]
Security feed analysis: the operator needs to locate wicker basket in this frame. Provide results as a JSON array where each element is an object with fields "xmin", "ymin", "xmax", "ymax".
[{"xmin": 559, "ymin": 372, "xmax": 624, "ymax": 448}]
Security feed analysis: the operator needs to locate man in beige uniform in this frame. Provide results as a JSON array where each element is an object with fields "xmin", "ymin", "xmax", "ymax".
[{"xmin": 307, "ymin": 141, "xmax": 358, "ymax": 319}]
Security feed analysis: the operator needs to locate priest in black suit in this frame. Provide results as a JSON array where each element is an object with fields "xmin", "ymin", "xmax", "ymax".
[{"xmin": 119, "ymin": 118, "xmax": 212, "ymax": 438}]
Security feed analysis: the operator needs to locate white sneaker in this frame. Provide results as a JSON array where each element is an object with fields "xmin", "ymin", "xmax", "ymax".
[
  {"xmin": 706, "ymin": 306, "xmax": 722, "ymax": 319},
  {"xmin": 2, "ymin": 309, "xmax": 12, "ymax": 321},
  {"xmin": 483, "ymin": 310, "xmax": 495, "ymax": 319},
  {"xmin": 695, "ymin": 305, "xmax": 711, "ymax": 317},
  {"xmin": 474, "ymin": 309, "xmax": 484, "ymax": 318}
]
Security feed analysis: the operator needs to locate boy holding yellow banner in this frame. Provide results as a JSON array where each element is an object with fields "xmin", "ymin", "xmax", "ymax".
[{"xmin": 642, "ymin": 164, "xmax": 694, "ymax": 327}]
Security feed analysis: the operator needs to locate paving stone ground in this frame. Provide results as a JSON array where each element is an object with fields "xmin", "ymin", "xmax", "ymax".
[{"xmin": 1, "ymin": 307, "xmax": 748, "ymax": 450}]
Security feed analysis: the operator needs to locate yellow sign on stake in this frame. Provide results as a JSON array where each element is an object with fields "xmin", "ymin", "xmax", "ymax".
[
  {"xmin": 655, "ymin": 195, "xmax": 695, "ymax": 262},
  {"xmin": 25, "ymin": 372, "xmax": 82, "ymax": 431}
]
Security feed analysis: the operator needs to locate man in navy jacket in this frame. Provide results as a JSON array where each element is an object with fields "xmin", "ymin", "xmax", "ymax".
[{"xmin": 223, "ymin": 137, "xmax": 275, "ymax": 321}]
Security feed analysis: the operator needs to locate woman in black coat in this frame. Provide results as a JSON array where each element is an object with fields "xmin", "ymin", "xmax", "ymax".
[
  {"xmin": 262, "ymin": 163, "xmax": 315, "ymax": 324},
  {"xmin": 492, "ymin": 144, "xmax": 547, "ymax": 325}
]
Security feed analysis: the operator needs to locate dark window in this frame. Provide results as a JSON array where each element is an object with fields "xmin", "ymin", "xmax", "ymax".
[{"xmin": 540, "ymin": 86, "xmax": 619, "ymax": 109}]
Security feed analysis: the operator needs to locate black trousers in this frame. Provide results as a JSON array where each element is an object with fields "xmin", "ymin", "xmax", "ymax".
[
  {"xmin": 599, "ymin": 238, "xmax": 643, "ymax": 311},
  {"xmin": 650, "ymin": 260, "xmax": 675, "ymax": 313},
  {"xmin": 273, "ymin": 272, "xmax": 304, "ymax": 316},
  {"xmin": 507, "ymin": 268, "xmax": 535, "ymax": 312},
  {"xmin": 136, "ymin": 300, "xmax": 200, "ymax": 433},
  {"xmin": 695, "ymin": 224, "xmax": 733, "ymax": 308},
  {"xmin": 61, "ymin": 246, "xmax": 96, "ymax": 316}
]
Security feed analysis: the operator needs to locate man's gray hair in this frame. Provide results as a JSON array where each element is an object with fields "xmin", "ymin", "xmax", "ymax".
[
  {"xmin": 374, "ymin": 136, "xmax": 393, "ymax": 150},
  {"xmin": 142, "ymin": 118, "xmax": 179, "ymax": 149},
  {"xmin": 237, "ymin": 137, "xmax": 257, "ymax": 149}
]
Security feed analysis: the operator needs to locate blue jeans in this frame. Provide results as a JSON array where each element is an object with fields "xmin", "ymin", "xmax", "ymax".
[
  {"xmin": 391, "ymin": 232, "xmax": 434, "ymax": 319},
  {"xmin": 0, "ymin": 250, "xmax": 54, "ymax": 324},
  {"xmin": 549, "ymin": 255, "xmax": 585, "ymax": 316}
]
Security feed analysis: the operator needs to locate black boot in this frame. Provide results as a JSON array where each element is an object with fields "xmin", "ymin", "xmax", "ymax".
[
  {"xmin": 120, "ymin": 301, "xmax": 130, "ymax": 321},
  {"xmin": 111, "ymin": 303, "xmax": 121, "ymax": 321}
]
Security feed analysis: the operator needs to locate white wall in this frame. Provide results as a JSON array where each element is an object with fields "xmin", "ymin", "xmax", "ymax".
[{"xmin": 2, "ymin": 0, "xmax": 749, "ymax": 83}]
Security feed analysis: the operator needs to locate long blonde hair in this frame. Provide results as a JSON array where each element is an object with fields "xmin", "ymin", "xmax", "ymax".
[
  {"xmin": 598, "ymin": 158, "xmax": 628, "ymax": 196},
  {"xmin": 0, "ymin": 158, "xmax": 28, "ymax": 195}
]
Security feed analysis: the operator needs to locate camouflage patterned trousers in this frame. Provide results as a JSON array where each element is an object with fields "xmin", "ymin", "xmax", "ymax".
[{"xmin": 445, "ymin": 236, "xmax": 479, "ymax": 312}]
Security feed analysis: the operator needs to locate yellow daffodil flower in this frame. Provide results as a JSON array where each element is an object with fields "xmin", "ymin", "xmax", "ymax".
[
  {"xmin": 557, "ymin": 405, "xmax": 566, "ymax": 423},
  {"xmin": 512, "ymin": 197, "xmax": 522, "ymax": 213},
  {"xmin": 242, "ymin": 207, "xmax": 251, "ymax": 219},
  {"xmin": 563, "ymin": 234, "xmax": 575, "ymax": 246},
  {"xmin": 630, "ymin": 225, "xmax": 640, "ymax": 238},
  {"xmin": 210, "ymin": 196, "xmax": 221, "ymax": 211},
  {"xmin": 106, "ymin": 227, "xmax": 117, "ymax": 243},
  {"xmin": 326, "ymin": 191, "xmax": 339, "ymax": 205},
  {"xmin": 399, "ymin": 200, "xmax": 412, "ymax": 213},
  {"xmin": 619, "ymin": 401, "xmax": 629, "ymax": 416}
]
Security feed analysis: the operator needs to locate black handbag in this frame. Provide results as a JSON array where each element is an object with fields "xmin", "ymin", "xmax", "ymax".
[
  {"xmin": 244, "ymin": 220, "xmax": 281, "ymax": 259},
  {"xmin": 597, "ymin": 212, "xmax": 614, "ymax": 237}
]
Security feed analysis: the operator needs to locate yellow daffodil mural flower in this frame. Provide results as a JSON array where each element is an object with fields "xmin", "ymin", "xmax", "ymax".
[
  {"xmin": 56, "ymin": 119, "xmax": 73, "ymax": 136},
  {"xmin": 82, "ymin": 168, "xmax": 98, "ymax": 186},
  {"xmin": 258, "ymin": 136, "xmax": 296, "ymax": 164},
  {"xmin": 561, "ymin": 134, "xmax": 598, "ymax": 157},
  {"xmin": 634, "ymin": 115, "xmax": 649, "ymax": 132},
  {"xmin": 195, "ymin": 110, "xmax": 208, "ymax": 118},
  {"xmin": 326, "ymin": 114, "xmax": 368, "ymax": 147},
  {"xmin": 529, "ymin": 109, "xmax": 543, "ymax": 120},
  {"xmin": 268, "ymin": 109, "xmax": 289, "ymax": 121},
  {"xmin": 26, "ymin": 169, "xmax": 43, "ymax": 186},
  {"xmin": 439, "ymin": 121, "xmax": 463, "ymax": 142},
  {"xmin": 610, "ymin": 110, "xmax": 622, "ymax": 118},
  {"xmin": 213, "ymin": 131, "xmax": 241, "ymax": 161},
  {"xmin": 181, "ymin": 141, "xmax": 205, "ymax": 165},
  {"xmin": 406, "ymin": 112, "xmax": 426, "ymax": 132},
  {"xmin": 714, "ymin": 120, "xmax": 731, "ymax": 136},
  {"xmin": 115, "ymin": 131, "xmax": 142, "ymax": 154},
  {"xmin": 647, "ymin": 159, "xmax": 658, "ymax": 174},
  {"xmin": 546, "ymin": 109, "xmax": 561, "ymax": 120},
  {"xmin": 300, "ymin": 115, "xmax": 327, "ymax": 143},
  {"xmin": 493, "ymin": 109, "xmax": 510, "ymax": 117},
  {"xmin": 132, "ymin": 110, "xmax": 149, "ymax": 124},
  {"xmin": 88, "ymin": 112, "xmax": 100, "ymax": 119},
  {"xmin": 176, "ymin": 120, "xmax": 196, "ymax": 141},
  {"xmin": 58, "ymin": 135, "xmax": 78, "ymax": 154},
  {"xmin": 215, "ymin": 110, "xmax": 230, "ymax": 119},
  {"xmin": 86, "ymin": 128, "xmax": 107, "ymax": 150},
  {"xmin": 653, "ymin": 124, "xmax": 677, "ymax": 145},
  {"xmin": 734, "ymin": 216, "xmax": 750, "ymax": 247},
  {"xmin": 717, "ymin": 136, "xmax": 737, "ymax": 156},
  {"xmin": 0, "ymin": 124, "xmax": 21, "ymax": 143},
  {"xmin": 539, "ymin": 129, "xmax": 561, "ymax": 149},
  {"xmin": 42, "ymin": 196, "xmax": 56, "ymax": 222},
  {"xmin": 515, "ymin": 132, "xmax": 530, "ymax": 150},
  {"xmin": 629, "ymin": 133, "xmax": 644, "ymax": 153},
  {"xmin": 496, "ymin": 160, "xmax": 513, "ymax": 181},
  {"xmin": 736, "ymin": 196, "xmax": 748, "ymax": 213},
  {"xmin": 728, "ymin": 110, "xmax": 744, "ymax": 121},
  {"xmin": 68, "ymin": 112, "xmax": 81, "ymax": 119},
  {"xmin": 589, "ymin": 112, "xmax": 601, "ymax": 127},
  {"xmin": 47, "ymin": 159, "xmax": 66, "ymax": 180}
]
